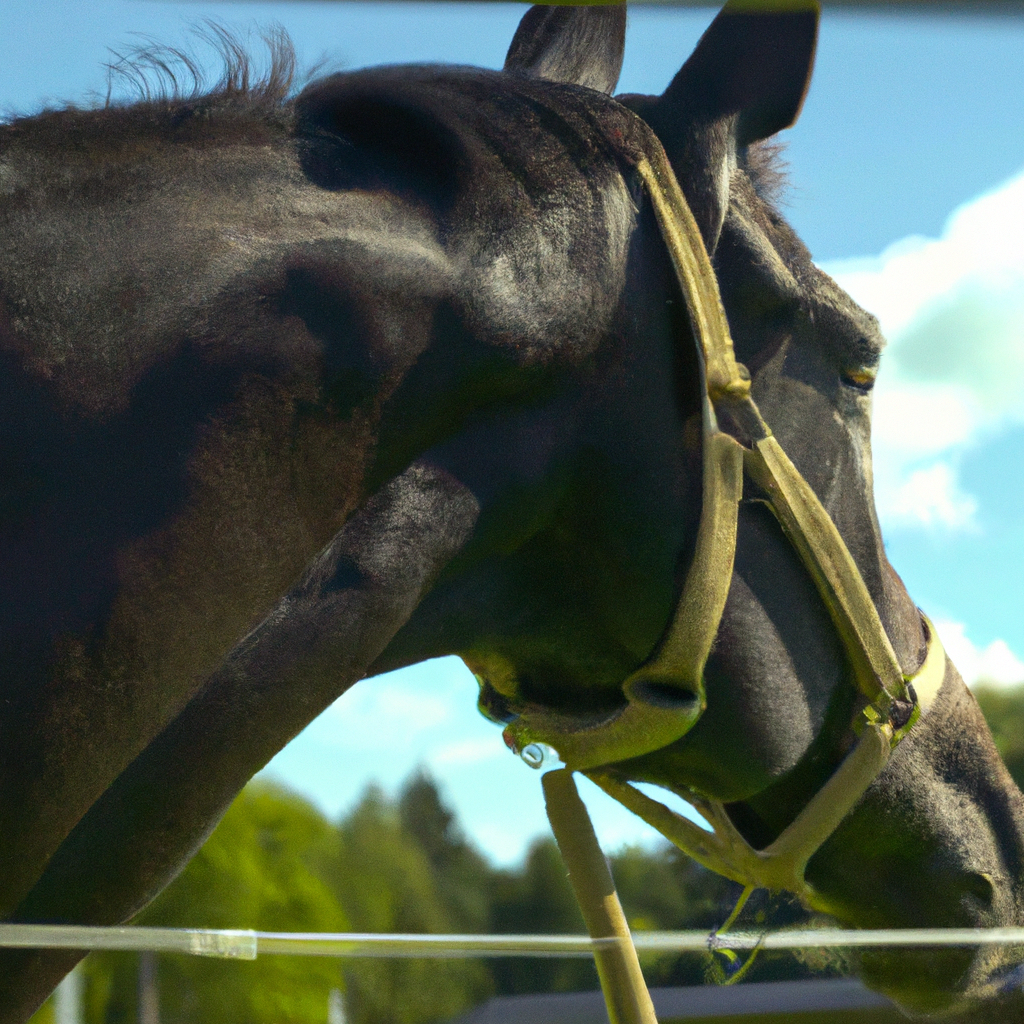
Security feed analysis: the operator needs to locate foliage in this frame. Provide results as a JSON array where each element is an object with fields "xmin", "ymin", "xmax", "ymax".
[
  {"xmin": 612, "ymin": 842, "xmax": 736, "ymax": 987},
  {"xmin": 79, "ymin": 784, "xmax": 348, "ymax": 1024},
  {"xmin": 973, "ymin": 682, "xmax": 1024, "ymax": 790},
  {"xmin": 30, "ymin": 682, "xmax": 1024, "ymax": 1024},
  {"xmin": 398, "ymin": 773, "xmax": 493, "ymax": 934},
  {"xmin": 330, "ymin": 784, "xmax": 492, "ymax": 1024},
  {"xmin": 487, "ymin": 837, "xmax": 596, "ymax": 995}
]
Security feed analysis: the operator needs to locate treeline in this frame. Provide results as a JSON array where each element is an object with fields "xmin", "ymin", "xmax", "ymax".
[{"xmin": 32, "ymin": 774, "xmax": 827, "ymax": 1024}]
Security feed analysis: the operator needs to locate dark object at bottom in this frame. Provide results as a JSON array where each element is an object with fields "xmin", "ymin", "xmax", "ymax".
[{"xmin": 448, "ymin": 979, "xmax": 901, "ymax": 1024}]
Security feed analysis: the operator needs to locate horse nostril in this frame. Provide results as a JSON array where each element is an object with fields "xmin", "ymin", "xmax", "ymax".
[{"xmin": 627, "ymin": 678, "xmax": 702, "ymax": 711}]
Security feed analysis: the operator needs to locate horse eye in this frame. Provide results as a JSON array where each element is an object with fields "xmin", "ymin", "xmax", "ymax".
[{"xmin": 840, "ymin": 367, "xmax": 877, "ymax": 394}]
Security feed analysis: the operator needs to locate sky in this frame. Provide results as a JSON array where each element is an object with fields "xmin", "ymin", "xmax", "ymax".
[{"xmin": 4, "ymin": 1, "xmax": 1024, "ymax": 865}]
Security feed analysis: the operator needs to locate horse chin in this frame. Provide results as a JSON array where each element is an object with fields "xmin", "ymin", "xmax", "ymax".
[
  {"xmin": 857, "ymin": 945, "xmax": 1024, "ymax": 1018},
  {"xmin": 820, "ymin": 869, "xmax": 1024, "ymax": 1016}
]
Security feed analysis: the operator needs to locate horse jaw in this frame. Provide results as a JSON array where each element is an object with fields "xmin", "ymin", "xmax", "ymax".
[{"xmin": 805, "ymin": 657, "xmax": 1024, "ymax": 1015}]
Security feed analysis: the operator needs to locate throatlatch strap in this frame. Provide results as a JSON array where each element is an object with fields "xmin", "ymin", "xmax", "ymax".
[
  {"xmin": 619, "ymin": 152, "xmax": 751, "ymax": 722},
  {"xmin": 501, "ymin": 151, "xmax": 751, "ymax": 770},
  {"xmin": 503, "ymin": 424, "xmax": 742, "ymax": 770},
  {"xmin": 621, "ymin": 431, "xmax": 743, "ymax": 719}
]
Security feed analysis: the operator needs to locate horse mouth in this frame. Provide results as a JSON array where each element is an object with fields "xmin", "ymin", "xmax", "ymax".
[{"xmin": 498, "ymin": 681, "xmax": 705, "ymax": 773}]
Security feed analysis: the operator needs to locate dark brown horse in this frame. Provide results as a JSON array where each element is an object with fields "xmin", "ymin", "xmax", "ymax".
[{"xmin": 1, "ymin": 2, "xmax": 1022, "ymax": 1019}]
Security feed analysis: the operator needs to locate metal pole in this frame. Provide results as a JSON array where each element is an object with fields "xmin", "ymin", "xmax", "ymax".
[{"xmin": 543, "ymin": 769, "xmax": 658, "ymax": 1024}]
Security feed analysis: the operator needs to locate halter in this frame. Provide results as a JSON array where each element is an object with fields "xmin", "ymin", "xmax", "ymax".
[{"xmin": 502, "ymin": 126, "xmax": 947, "ymax": 908}]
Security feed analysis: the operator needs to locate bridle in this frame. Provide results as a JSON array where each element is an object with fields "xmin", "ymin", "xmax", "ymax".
[{"xmin": 502, "ymin": 123, "xmax": 947, "ymax": 910}]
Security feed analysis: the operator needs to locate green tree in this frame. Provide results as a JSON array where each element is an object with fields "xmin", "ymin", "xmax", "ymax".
[
  {"xmin": 399, "ymin": 771, "xmax": 492, "ymax": 934},
  {"xmin": 974, "ymin": 682, "xmax": 1024, "ymax": 789},
  {"xmin": 612, "ymin": 841, "xmax": 753, "ymax": 985},
  {"xmin": 80, "ymin": 783, "xmax": 348, "ymax": 1024},
  {"xmin": 29, "ymin": 765, "xmax": 856, "ymax": 1024},
  {"xmin": 488, "ymin": 837, "xmax": 597, "ymax": 995},
  {"xmin": 332, "ymin": 785, "xmax": 492, "ymax": 1024}
]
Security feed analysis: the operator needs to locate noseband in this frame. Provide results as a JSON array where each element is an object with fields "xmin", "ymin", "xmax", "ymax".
[{"xmin": 503, "ymin": 123, "xmax": 946, "ymax": 908}]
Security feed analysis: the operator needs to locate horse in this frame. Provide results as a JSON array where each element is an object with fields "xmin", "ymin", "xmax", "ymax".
[{"xmin": 2, "ymin": 1, "xmax": 1023, "ymax": 1019}]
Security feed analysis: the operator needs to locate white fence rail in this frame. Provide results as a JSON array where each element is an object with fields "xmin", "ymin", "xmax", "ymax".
[{"xmin": 3, "ymin": 925, "xmax": 1024, "ymax": 961}]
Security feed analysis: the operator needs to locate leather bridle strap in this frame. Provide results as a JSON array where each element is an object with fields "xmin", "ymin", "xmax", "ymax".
[
  {"xmin": 504, "ymin": 128, "xmax": 947, "ymax": 901},
  {"xmin": 629, "ymin": 144, "xmax": 913, "ymax": 726},
  {"xmin": 588, "ymin": 623, "xmax": 945, "ymax": 908},
  {"xmin": 500, "ymin": 140, "xmax": 750, "ymax": 768}
]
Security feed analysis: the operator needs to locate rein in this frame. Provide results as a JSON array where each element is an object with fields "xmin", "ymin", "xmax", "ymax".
[{"xmin": 504, "ymin": 129, "xmax": 947, "ymax": 908}]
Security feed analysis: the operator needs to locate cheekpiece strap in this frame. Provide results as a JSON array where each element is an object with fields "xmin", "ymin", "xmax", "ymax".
[{"xmin": 577, "ymin": 129, "xmax": 951, "ymax": 904}]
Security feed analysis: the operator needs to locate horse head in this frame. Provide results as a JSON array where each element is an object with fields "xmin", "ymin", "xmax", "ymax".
[{"xmin": 1, "ymin": 1, "xmax": 1023, "ymax": 1019}]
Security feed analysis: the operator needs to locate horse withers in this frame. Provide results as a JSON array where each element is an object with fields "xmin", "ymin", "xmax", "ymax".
[{"xmin": 1, "ymin": 2, "xmax": 1023, "ymax": 1018}]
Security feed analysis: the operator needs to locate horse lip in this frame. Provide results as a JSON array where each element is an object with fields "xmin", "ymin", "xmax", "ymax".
[
  {"xmin": 503, "ymin": 702, "xmax": 626, "ymax": 737},
  {"xmin": 500, "ymin": 704, "xmax": 624, "ymax": 758}
]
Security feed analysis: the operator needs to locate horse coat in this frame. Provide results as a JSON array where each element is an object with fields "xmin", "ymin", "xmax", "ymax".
[{"xmin": 2, "ymin": 3, "xmax": 1024, "ymax": 1018}]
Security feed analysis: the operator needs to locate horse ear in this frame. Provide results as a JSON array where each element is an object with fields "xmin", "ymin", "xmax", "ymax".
[
  {"xmin": 504, "ymin": 4, "xmax": 626, "ymax": 95},
  {"xmin": 619, "ymin": 0, "xmax": 818, "ymax": 249},
  {"xmin": 665, "ymin": 0, "xmax": 819, "ymax": 146}
]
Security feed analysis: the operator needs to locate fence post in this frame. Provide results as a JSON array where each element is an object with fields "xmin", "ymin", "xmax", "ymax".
[
  {"xmin": 138, "ymin": 952, "xmax": 159, "ymax": 1024},
  {"xmin": 328, "ymin": 988, "xmax": 346, "ymax": 1024},
  {"xmin": 54, "ymin": 967, "xmax": 83, "ymax": 1024}
]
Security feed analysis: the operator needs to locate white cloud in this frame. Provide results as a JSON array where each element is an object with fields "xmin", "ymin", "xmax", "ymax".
[
  {"xmin": 308, "ymin": 657, "xmax": 479, "ymax": 751},
  {"xmin": 824, "ymin": 167, "xmax": 1024, "ymax": 533},
  {"xmin": 429, "ymin": 737, "xmax": 506, "ymax": 767},
  {"xmin": 870, "ymin": 380, "xmax": 979, "ymax": 460},
  {"xmin": 933, "ymin": 618, "xmax": 1024, "ymax": 688},
  {"xmin": 886, "ymin": 462, "xmax": 978, "ymax": 530},
  {"xmin": 828, "ymin": 169, "xmax": 1024, "ymax": 345}
]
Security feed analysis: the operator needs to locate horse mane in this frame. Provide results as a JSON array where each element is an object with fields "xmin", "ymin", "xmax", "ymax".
[
  {"xmin": 102, "ymin": 23, "xmax": 298, "ymax": 109},
  {"xmin": 0, "ymin": 26, "xmax": 308, "ymax": 155}
]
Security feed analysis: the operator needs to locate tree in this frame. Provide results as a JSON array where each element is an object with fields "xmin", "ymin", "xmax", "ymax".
[
  {"xmin": 29, "ymin": 763, "xmax": 865, "ymax": 1024},
  {"xmin": 331, "ymin": 785, "xmax": 492, "ymax": 1024},
  {"xmin": 399, "ymin": 772, "xmax": 492, "ymax": 934},
  {"xmin": 73, "ymin": 784, "xmax": 349, "ymax": 1024},
  {"xmin": 488, "ymin": 837, "xmax": 597, "ymax": 995},
  {"xmin": 973, "ymin": 683, "xmax": 1024, "ymax": 790}
]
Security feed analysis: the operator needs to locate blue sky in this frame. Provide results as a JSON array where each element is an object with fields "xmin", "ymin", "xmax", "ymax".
[{"xmin": 5, "ymin": 2, "xmax": 1024, "ymax": 864}]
